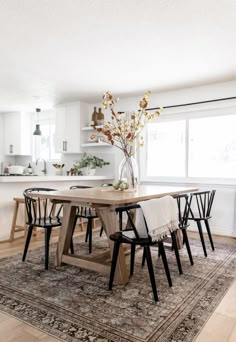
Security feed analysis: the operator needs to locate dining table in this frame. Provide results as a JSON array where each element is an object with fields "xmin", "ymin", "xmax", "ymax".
[{"xmin": 31, "ymin": 185, "xmax": 198, "ymax": 285}]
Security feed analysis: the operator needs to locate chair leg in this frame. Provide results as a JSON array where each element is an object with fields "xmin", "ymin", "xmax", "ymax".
[
  {"xmin": 143, "ymin": 245, "xmax": 158, "ymax": 302},
  {"xmin": 22, "ymin": 225, "xmax": 34, "ymax": 262},
  {"xmin": 182, "ymin": 228, "xmax": 194, "ymax": 265},
  {"xmin": 85, "ymin": 221, "xmax": 89, "ymax": 242},
  {"xmin": 197, "ymin": 220, "xmax": 207, "ymax": 257},
  {"xmin": 109, "ymin": 241, "xmax": 120, "ymax": 290},
  {"xmin": 45, "ymin": 227, "xmax": 52, "ymax": 270},
  {"xmin": 70, "ymin": 238, "xmax": 74, "ymax": 255},
  {"xmin": 158, "ymin": 241, "xmax": 172, "ymax": 287},
  {"xmin": 88, "ymin": 219, "xmax": 93, "ymax": 254},
  {"xmin": 204, "ymin": 219, "xmax": 215, "ymax": 251},
  {"xmin": 99, "ymin": 225, "xmax": 104, "ymax": 237},
  {"xmin": 119, "ymin": 211, "xmax": 123, "ymax": 231},
  {"xmin": 171, "ymin": 231, "xmax": 183, "ymax": 275},
  {"xmin": 142, "ymin": 248, "xmax": 146, "ymax": 267},
  {"xmin": 70, "ymin": 215, "xmax": 78, "ymax": 255},
  {"xmin": 130, "ymin": 244, "xmax": 135, "ymax": 276}
]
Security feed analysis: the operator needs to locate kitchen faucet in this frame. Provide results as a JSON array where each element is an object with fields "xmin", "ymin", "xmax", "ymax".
[{"xmin": 36, "ymin": 158, "xmax": 47, "ymax": 175}]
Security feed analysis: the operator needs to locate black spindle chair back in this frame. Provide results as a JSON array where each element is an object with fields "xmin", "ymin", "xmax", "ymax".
[
  {"xmin": 69, "ymin": 185, "xmax": 98, "ymax": 254},
  {"xmin": 173, "ymin": 194, "xmax": 191, "ymax": 228},
  {"xmin": 24, "ymin": 187, "xmax": 62, "ymax": 225},
  {"xmin": 115, "ymin": 204, "xmax": 150, "ymax": 240},
  {"xmin": 189, "ymin": 190, "xmax": 216, "ymax": 220},
  {"xmin": 172, "ymin": 194, "xmax": 194, "ymax": 265},
  {"xmin": 188, "ymin": 190, "xmax": 216, "ymax": 257},
  {"xmin": 22, "ymin": 187, "xmax": 62, "ymax": 270},
  {"xmin": 70, "ymin": 185, "xmax": 97, "ymax": 217}
]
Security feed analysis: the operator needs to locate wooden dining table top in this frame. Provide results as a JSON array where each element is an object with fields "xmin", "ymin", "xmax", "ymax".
[{"xmin": 30, "ymin": 185, "xmax": 198, "ymax": 206}]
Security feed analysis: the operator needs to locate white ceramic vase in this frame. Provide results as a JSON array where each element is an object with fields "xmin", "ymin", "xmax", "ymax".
[{"xmin": 82, "ymin": 167, "xmax": 96, "ymax": 176}]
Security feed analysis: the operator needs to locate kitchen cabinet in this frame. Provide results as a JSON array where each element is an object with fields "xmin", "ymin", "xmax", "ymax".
[
  {"xmin": 55, "ymin": 103, "xmax": 81, "ymax": 153},
  {"xmin": 4, "ymin": 112, "xmax": 32, "ymax": 155}
]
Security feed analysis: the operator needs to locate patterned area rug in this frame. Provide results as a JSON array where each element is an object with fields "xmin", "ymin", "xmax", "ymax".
[{"xmin": 0, "ymin": 233, "xmax": 236, "ymax": 342}]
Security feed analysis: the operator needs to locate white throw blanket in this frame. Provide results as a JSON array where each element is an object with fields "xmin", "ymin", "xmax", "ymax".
[{"xmin": 135, "ymin": 196, "xmax": 179, "ymax": 242}]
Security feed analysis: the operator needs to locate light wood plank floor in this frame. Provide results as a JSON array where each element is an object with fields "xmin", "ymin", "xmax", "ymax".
[{"xmin": 0, "ymin": 230, "xmax": 236, "ymax": 341}]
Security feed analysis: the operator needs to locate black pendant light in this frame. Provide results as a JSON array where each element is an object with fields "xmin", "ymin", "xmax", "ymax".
[{"xmin": 33, "ymin": 108, "xmax": 42, "ymax": 135}]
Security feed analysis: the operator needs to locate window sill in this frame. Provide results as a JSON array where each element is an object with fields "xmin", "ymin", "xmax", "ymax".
[{"xmin": 141, "ymin": 176, "xmax": 236, "ymax": 188}]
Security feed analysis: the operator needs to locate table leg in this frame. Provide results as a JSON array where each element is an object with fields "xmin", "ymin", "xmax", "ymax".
[
  {"xmin": 96, "ymin": 207, "xmax": 129, "ymax": 285},
  {"xmin": 176, "ymin": 229, "xmax": 183, "ymax": 249},
  {"xmin": 55, "ymin": 202, "xmax": 76, "ymax": 266}
]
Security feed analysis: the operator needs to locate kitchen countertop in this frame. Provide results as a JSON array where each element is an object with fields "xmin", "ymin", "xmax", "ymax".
[{"xmin": 0, "ymin": 175, "xmax": 113, "ymax": 183}]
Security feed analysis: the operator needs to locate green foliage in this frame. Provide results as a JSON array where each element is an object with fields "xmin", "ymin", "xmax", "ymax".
[{"xmin": 74, "ymin": 153, "xmax": 110, "ymax": 170}]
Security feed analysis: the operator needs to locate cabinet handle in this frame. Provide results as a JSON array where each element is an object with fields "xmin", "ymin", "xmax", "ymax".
[
  {"xmin": 9, "ymin": 144, "xmax": 13, "ymax": 154},
  {"xmin": 65, "ymin": 141, "xmax": 67, "ymax": 152},
  {"xmin": 62, "ymin": 141, "xmax": 65, "ymax": 151}
]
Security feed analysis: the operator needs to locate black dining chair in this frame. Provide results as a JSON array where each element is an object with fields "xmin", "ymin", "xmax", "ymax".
[
  {"xmin": 141, "ymin": 196, "xmax": 185, "ymax": 275},
  {"xmin": 70, "ymin": 184, "xmax": 114, "ymax": 254},
  {"xmin": 109, "ymin": 204, "xmax": 173, "ymax": 302},
  {"xmin": 188, "ymin": 190, "xmax": 216, "ymax": 257},
  {"xmin": 173, "ymin": 193, "xmax": 194, "ymax": 266},
  {"xmin": 22, "ymin": 187, "xmax": 63, "ymax": 270},
  {"xmin": 70, "ymin": 185, "xmax": 98, "ymax": 254},
  {"xmin": 70, "ymin": 184, "xmax": 113, "ymax": 252}
]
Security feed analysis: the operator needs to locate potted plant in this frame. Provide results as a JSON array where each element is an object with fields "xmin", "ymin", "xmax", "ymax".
[{"xmin": 74, "ymin": 153, "xmax": 110, "ymax": 176}]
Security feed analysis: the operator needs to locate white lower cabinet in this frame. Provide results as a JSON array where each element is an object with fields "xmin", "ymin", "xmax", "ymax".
[
  {"xmin": 4, "ymin": 112, "xmax": 32, "ymax": 155},
  {"xmin": 55, "ymin": 103, "xmax": 81, "ymax": 153}
]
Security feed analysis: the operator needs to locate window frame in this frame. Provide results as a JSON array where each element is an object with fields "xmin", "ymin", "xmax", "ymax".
[
  {"xmin": 139, "ymin": 102, "xmax": 236, "ymax": 186},
  {"xmin": 32, "ymin": 110, "xmax": 61, "ymax": 162}
]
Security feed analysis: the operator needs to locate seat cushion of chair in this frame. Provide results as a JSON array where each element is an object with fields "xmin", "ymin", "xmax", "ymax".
[
  {"xmin": 76, "ymin": 213, "xmax": 98, "ymax": 219},
  {"xmin": 188, "ymin": 216, "xmax": 211, "ymax": 221},
  {"xmin": 76, "ymin": 207, "xmax": 98, "ymax": 219},
  {"xmin": 179, "ymin": 223, "xmax": 190, "ymax": 229},
  {"xmin": 29, "ymin": 217, "xmax": 61, "ymax": 228},
  {"xmin": 110, "ymin": 231, "xmax": 151, "ymax": 245}
]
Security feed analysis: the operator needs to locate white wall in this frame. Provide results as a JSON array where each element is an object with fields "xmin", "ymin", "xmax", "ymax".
[
  {"xmin": 0, "ymin": 114, "xmax": 3, "ymax": 164},
  {"xmin": 114, "ymin": 80, "xmax": 236, "ymax": 111}
]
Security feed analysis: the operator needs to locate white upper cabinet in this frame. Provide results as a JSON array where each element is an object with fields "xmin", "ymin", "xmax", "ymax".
[
  {"xmin": 55, "ymin": 102, "xmax": 81, "ymax": 153},
  {"xmin": 4, "ymin": 112, "xmax": 32, "ymax": 155}
]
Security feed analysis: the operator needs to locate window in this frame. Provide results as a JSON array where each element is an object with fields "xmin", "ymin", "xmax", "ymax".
[
  {"xmin": 32, "ymin": 111, "xmax": 60, "ymax": 161},
  {"xmin": 146, "ymin": 121, "xmax": 186, "ymax": 177},
  {"xmin": 142, "ymin": 107, "xmax": 236, "ymax": 182},
  {"xmin": 189, "ymin": 115, "xmax": 236, "ymax": 178}
]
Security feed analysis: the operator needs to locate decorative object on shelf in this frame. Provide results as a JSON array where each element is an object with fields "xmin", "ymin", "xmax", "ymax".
[
  {"xmin": 97, "ymin": 108, "xmax": 104, "ymax": 126},
  {"xmin": 53, "ymin": 163, "xmax": 65, "ymax": 175},
  {"xmin": 27, "ymin": 163, "xmax": 33, "ymax": 174},
  {"xmin": 89, "ymin": 133, "xmax": 98, "ymax": 142},
  {"xmin": 8, "ymin": 165, "xmax": 25, "ymax": 175},
  {"xmin": 98, "ymin": 135, "xmax": 106, "ymax": 143},
  {"xmin": 74, "ymin": 153, "xmax": 110, "ymax": 176},
  {"xmin": 91, "ymin": 107, "xmax": 98, "ymax": 126},
  {"xmin": 67, "ymin": 167, "xmax": 82, "ymax": 176},
  {"xmin": 33, "ymin": 108, "xmax": 42, "ymax": 136},
  {"xmin": 96, "ymin": 91, "xmax": 161, "ymax": 188}
]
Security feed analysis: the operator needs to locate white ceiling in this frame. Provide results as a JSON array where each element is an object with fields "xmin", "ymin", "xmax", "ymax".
[{"xmin": 0, "ymin": 0, "xmax": 235, "ymax": 112}]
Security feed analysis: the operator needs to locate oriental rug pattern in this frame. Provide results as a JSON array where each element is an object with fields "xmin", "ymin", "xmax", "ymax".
[{"xmin": 0, "ymin": 234, "xmax": 235, "ymax": 342}]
